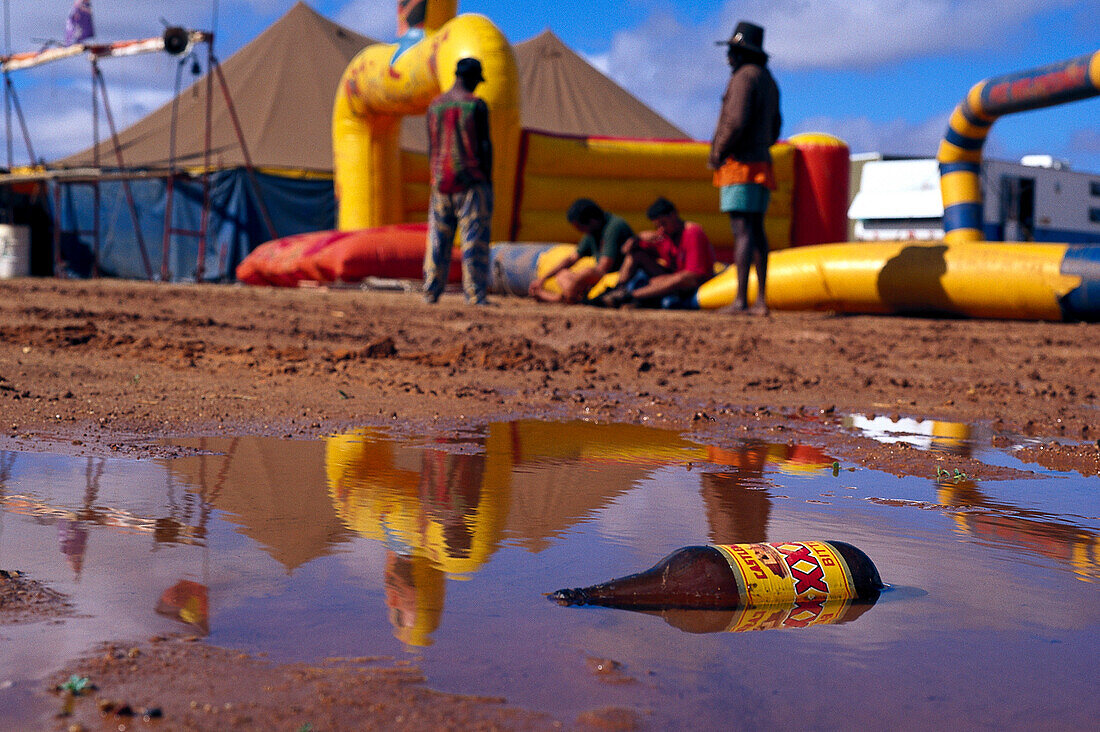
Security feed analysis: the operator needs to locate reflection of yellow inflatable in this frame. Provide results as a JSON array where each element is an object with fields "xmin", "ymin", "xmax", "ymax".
[
  {"xmin": 507, "ymin": 420, "xmax": 705, "ymax": 465},
  {"xmin": 937, "ymin": 479, "xmax": 1100, "ymax": 583},
  {"xmin": 326, "ymin": 425, "xmax": 513, "ymax": 646},
  {"xmin": 325, "ymin": 427, "xmax": 510, "ymax": 577},
  {"xmin": 325, "ymin": 422, "xmax": 841, "ymax": 644}
]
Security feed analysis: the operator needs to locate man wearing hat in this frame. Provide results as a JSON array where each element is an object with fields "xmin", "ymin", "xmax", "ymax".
[
  {"xmin": 710, "ymin": 22, "xmax": 782, "ymax": 315},
  {"xmin": 423, "ymin": 57, "xmax": 494, "ymax": 305}
]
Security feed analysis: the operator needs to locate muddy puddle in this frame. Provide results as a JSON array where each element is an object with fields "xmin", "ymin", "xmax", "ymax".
[{"xmin": 1, "ymin": 419, "xmax": 1097, "ymax": 728}]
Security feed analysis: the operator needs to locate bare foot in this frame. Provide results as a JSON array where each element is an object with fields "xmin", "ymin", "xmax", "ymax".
[
  {"xmin": 749, "ymin": 302, "xmax": 770, "ymax": 317},
  {"xmin": 722, "ymin": 300, "xmax": 749, "ymax": 314}
]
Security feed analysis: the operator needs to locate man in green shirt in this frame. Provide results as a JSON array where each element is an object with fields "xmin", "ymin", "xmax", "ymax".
[{"xmin": 529, "ymin": 199, "xmax": 634, "ymax": 304}]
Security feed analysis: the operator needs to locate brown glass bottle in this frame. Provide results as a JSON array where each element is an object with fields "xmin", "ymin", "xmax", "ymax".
[{"xmin": 549, "ymin": 541, "xmax": 882, "ymax": 610}]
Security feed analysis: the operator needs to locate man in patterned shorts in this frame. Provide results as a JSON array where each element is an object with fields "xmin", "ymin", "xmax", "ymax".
[{"xmin": 423, "ymin": 57, "xmax": 494, "ymax": 305}]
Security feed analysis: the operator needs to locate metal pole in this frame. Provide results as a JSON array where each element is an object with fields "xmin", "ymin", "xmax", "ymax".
[
  {"xmin": 90, "ymin": 59, "xmax": 100, "ymax": 277},
  {"xmin": 93, "ymin": 66, "xmax": 154, "ymax": 279},
  {"xmin": 3, "ymin": 0, "xmax": 11, "ymax": 171},
  {"xmin": 196, "ymin": 41, "xmax": 215, "ymax": 281},
  {"xmin": 162, "ymin": 57, "xmax": 186, "ymax": 282},
  {"xmin": 52, "ymin": 181, "xmax": 63, "ymax": 276},
  {"xmin": 4, "ymin": 76, "xmax": 35, "ymax": 165},
  {"xmin": 212, "ymin": 58, "xmax": 277, "ymax": 241}
]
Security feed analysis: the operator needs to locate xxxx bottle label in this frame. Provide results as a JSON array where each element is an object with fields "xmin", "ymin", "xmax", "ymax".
[{"xmin": 712, "ymin": 541, "xmax": 856, "ymax": 606}]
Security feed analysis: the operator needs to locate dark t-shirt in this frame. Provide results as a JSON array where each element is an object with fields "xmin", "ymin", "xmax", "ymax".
[
  {"xmin": 576, "ymin": 214, "xmax": 634, "ymax": 270},
  {"xmin": 427, "ymin": 87, "xmax": 492, "ymax": 194}
]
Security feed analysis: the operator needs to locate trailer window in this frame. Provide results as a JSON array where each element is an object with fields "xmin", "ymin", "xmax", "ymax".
[
  {"xmin": 1091, "ymin": 208, "xmax": 1100, "ymax": 224},
  {"xmin": 1091, "ymin": 182, "xmax": 1100, "ymax": 197}
]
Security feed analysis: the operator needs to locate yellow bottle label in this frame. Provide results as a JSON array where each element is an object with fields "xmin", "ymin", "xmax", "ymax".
[
  {"xmin": 724, "ymin": 596, "xmax": 852, "ymax": 632},
  {"xmin": 712, "ymin": 541, "xmax": 856, "ymax": 606}
]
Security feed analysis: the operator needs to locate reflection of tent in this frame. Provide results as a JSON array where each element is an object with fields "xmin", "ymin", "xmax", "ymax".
[
  {"xmin": 30, "ymin": 2, "xmax": 688, "ymax": 280},
  {"xmin": 164, "ymin": 436, "xmax": 353, "ymax": 573}
]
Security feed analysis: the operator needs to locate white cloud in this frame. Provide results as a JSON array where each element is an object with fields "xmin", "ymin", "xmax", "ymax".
[
  {"xmin": 717, "ymin": 0, "xmax": 1082, "ymax": 70},
  {"xmin": 790, "ymin": 113, "xmax": 951, "ymax": 158},
  {"xmin": 587, "ymin": 0, "xmax": 1091, "ymax": 147},
  {"xmin": 584, "ymin": 11, "xmax": 727, "ymax": 140}
]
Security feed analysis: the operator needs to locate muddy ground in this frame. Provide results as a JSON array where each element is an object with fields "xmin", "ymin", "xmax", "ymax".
[{"xmin": 1, "ymin": 277, "xmax": 1098, "ymax": 729}]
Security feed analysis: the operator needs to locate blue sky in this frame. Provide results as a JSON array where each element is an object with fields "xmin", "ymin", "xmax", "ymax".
[{"xmin": 3, "ymin": 1, "xmax": 1099, "ymax": 171}]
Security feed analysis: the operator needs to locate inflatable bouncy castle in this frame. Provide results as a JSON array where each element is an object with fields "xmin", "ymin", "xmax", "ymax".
[
  {"xmin": 238, "ymin": 1, "xmax": 850, "ymax": 288},
  {"xmin": 239, "ymin": 3, "xmax": 1099, "ymax": 321}
]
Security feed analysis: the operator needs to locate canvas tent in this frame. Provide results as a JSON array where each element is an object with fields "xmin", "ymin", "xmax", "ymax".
[{"xmin": 28, "ymin": 2, "xmax": 687, "ymax": 280}]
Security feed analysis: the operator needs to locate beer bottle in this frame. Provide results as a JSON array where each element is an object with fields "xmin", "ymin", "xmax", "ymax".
[{"xmin": 549, "ymin": 540, "xmax": 882, "ymax": 609}]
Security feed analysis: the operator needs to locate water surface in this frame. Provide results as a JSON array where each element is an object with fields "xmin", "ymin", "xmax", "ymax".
[{"xmin": 0, "ymin": 420, "xmax": 1096, "ymax": 728}]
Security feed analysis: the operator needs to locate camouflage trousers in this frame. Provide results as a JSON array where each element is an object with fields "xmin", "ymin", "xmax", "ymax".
[{"xmin": 423, "ymin": 183, "xmax": 493, "ymax": 303}]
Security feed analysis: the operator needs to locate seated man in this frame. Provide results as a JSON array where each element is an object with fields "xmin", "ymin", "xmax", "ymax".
[
  {"xmin": 600, "ymin": 197, "xmax": 716, "ymax": 309},
  {"xmin": 528, "ymin": 198, "xmax": 634, "ymax": 304}
]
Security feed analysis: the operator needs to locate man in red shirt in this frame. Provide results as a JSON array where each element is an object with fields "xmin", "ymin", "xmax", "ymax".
[{"xmin": 598, "ymin": 197, "xmax": 716, "ymax": 309}]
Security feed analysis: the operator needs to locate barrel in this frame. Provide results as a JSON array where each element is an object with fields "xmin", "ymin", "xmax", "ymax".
[
  {"xmin": 0, "ymin": 224, "xmax": 31, "ymax": 279},
  {"xmin": 489, "ymin": 242, "xmax": 560, "ymax": 295}
]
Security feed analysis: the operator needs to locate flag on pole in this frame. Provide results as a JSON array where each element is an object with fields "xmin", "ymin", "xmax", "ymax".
[{"xmin": 65, "ymin": 0, "xmax": 94, "ymax": 45}]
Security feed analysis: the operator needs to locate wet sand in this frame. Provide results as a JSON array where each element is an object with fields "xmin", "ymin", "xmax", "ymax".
[{"xmin": 1, "ymin": 277, "xmax": 1097, "ymax": 728}]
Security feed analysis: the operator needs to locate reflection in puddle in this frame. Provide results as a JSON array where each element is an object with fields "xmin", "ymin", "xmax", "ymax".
[
  {"xmin": 935, "ymin": 479, "xmax": 1100, "ymax": 582},
  {"xmin": 323, "ymin": 424, "xmax": 834, "ymax": 645},
  {"xmin": 646, "ymin": 597, "xmax": 878, "ymax": 634},
  {"xmin": 0, "ymin": 420, "xmax": 1097, "ymax": 729},
  {"xmin": 844, "ymin": 414, "xmax": 974, "ymax": 454}
]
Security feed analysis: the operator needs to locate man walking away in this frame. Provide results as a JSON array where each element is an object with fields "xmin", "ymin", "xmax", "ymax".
[{"xmin": 424, "ymin": 57, "xmax": 494, "ymax": 305}]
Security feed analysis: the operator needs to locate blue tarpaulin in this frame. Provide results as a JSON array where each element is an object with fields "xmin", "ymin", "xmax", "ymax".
[{"xmin": 54, "ymin": 169, "xmax": 335, "ymax": 281}]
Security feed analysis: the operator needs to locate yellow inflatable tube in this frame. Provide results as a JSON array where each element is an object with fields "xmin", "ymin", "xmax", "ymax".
[
  {"xmin": 937, "ymin": 51, "xmax": 1100, "ymax": 244},
  {"xmin": 333, "ymin": 12, "xmax": 520, "ymax": 236},
  {"xmin": 695, "ymin": 241, "xmax": 1081, "ymax": 321}
]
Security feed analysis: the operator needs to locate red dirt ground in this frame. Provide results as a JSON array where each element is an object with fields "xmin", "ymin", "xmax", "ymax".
[{"xmin": 1, "ymin": 277, "xmax": 1097, "ymax": 729}]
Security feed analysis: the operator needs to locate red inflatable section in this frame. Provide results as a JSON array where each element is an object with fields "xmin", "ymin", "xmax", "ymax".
[
  {"xmin": 789, "ymin": 133, "xmax": 850, "ymax": 247},
  {"xmin": 236, "ymin": 223, "xmax": 462, "ymax": 286}
]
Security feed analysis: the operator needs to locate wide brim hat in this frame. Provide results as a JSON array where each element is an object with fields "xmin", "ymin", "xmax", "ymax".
[{"xmin": 717, "ymin": 21, "xmax": 767, "ymax": 57}]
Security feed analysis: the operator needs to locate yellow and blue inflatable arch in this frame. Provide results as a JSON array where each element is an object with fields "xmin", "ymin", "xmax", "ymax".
[{"xmin": 937, "ymin": 51, "xmax": 1100, "ymax": 244}]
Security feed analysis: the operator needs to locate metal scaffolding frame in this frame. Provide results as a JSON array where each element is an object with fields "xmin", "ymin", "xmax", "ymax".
[{"xmin": 1, "ymin": 27, "xmax": 277, "ymax": 281}]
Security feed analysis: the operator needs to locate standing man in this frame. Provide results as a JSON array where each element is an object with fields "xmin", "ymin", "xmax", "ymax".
[
  {"xmin": 710, "ymin": 21, "xmax": 781, "ymax": 315},
  {"xmin": 424, "ymin": 57, "xmax": 494, "ymax": 305}
]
